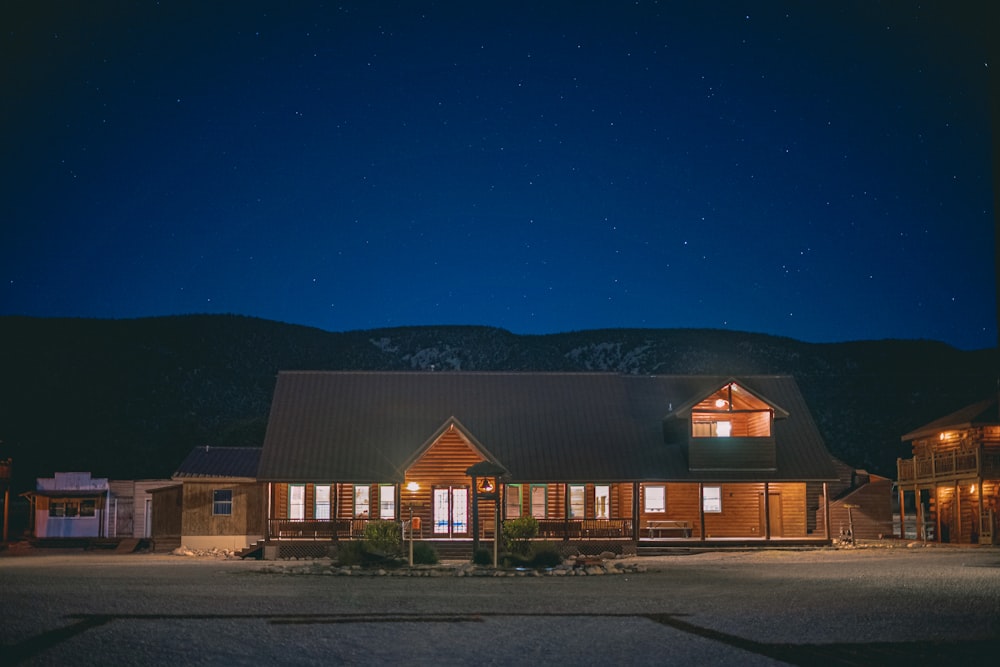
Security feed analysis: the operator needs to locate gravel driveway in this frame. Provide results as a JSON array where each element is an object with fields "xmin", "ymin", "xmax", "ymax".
[{"xmin": 3, "ymin": 544, "xmax": 999, "ymax": 665}]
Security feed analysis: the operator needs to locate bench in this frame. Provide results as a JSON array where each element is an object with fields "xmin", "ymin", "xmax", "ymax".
[{"xmin": 647, "ymin": 520, "xmax": 692, "ymax": 538}]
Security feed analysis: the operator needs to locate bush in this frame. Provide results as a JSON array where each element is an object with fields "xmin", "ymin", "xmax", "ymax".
[
  {"xmin": 500, "ymin": 553, "xmax": 532, "ymax": 569},
  {"xmin": 336, "ymin": 540, "xmax": 365, "ymax": 566},
  {"xmin": 503, "ymin": 516, "xmax": 539, "ymax": 556},
  {"xmin": 364, "ymin": 520, "xmax": 402, "ymax": 555},
  {"xmin": 472, "ymin": 548, "xmax": 493, "ymax": 566},
  {"xmin": 529, "ymin": 544, "xmax": 562, "ymax": 569},
  {"xmin": 411, "ymin": 542, "xmax": 438, "ymax": 565}
]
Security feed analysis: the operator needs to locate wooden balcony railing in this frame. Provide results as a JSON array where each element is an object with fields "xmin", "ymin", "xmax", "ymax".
[{"xmin": 898, "ymin": 447, "xmax": 1000, "ymax": 484}]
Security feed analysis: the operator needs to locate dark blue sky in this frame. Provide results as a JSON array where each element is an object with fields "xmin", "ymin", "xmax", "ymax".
[{"xmin": 2, "ymin": 2, "xmax": 996, "ymax": 349}]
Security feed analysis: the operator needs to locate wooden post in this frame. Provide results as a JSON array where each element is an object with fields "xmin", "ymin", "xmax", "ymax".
[
  {"xmin": 955, "ymin": 481, "xmax": 962, "ymax": 543},
  {"xmin": 823, "ymin": 482, "xmax": 831, "ymax": 541},
  {"xmin": 763, "ymin": 483, "xmax": 771, "ymax": 540},
  {"xmin": 898, "ymin": 484, "xmax": 907, "ymax": 539},
  {"xmin": 915, "ymin": 486, "xmax": 924, "ymax": 541},
  {"xmin": 698, "ymin": 483, "xmax": 706, "ymax": 541},
  {"xmin": 976, "ymin": 478, "xmax": 984, "ymax": 545},
  {"xmin": 632, "ymin": 482, "xmax": 639, "ymax": 541}
]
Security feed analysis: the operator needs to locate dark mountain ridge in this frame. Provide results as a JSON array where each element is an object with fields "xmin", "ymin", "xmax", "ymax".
[{"xmin": 1, "ymin": 314, "xmax": 995, "ymax": 492}]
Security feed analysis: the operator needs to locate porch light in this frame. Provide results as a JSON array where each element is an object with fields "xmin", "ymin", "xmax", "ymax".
[
  {"xmin": 715, "ymin": 398, "xmax": 728, "ymax": 408},
  {"xmin": 970, "ymin": 484, "xmax": 977, "ymax": 494},
  {"xmin": 406, "ymin": 481, "xmax": 420, "ymax": 493}
]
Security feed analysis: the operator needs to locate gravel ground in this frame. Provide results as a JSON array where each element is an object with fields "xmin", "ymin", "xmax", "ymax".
[{"xmin": 2, "ymin": 544, "xmax": 999, "ymax": 665}]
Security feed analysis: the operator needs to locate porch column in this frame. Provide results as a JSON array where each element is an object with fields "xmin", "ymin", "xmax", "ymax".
[
  {"xmin": 955, "ymin": 480, "xmax": 962, "ymax": 543},
  {"xmin": 823, "ymin": 482, "xmax": 831, "ymax": 541},
  {"xmin": 914, "ymin": 485, "xmax": 923, "ymax": 541},
  {"xmin": 698, "ymin": 483, "xmax": 706, "ymax": 542},
  {"xmin": 976, "ymin": 478, "xmax": 984, "ymax": 545},
  {"xmin": 898, "ymin": 485, "xmax": 906, "ymax": 539},
  {"xmin": 265, "ymin": 483, "xmax": 272, "ymax": 541},
  {"xmin": 763, "ymin": 482, "xmax": 771, "ymax": 540},
  {"xmin": 936, "ymin": 486, "xmax": 942, "ymax": 543},
  {"xmin": 632, "ymin": 482, "xmax": 639, "ymax": 541},
  {"xmin": 563, "ymin": 483, "xmax": 570, "ymax": 539}
]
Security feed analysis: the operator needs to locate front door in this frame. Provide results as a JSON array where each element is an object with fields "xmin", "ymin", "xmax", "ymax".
[{"xmin": 433, "ymin": 487, "xmax": 469, "ymax": 537}]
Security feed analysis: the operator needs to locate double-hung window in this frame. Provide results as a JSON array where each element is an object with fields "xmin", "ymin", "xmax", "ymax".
[
  {"xmin": 702, "ymin": 486, "xmax": 722, "ymax": 513},
  {"xmin": 379, "ymin": 485, "xmax": 395, "ymax": 519},
  {"xmin": 354, "ymin": 485, "xmax": 370, "ymax": 517},
  {"xmin": 569, "ymin": 485, "xmax": 585, "ymax": 518},
  {"xmin": 213, "ymin": 489, "xmax": 233, "ymax": 516},
  {"xmin": 314, "ymin": 485, "xmax": 331, "ymax": 520},
  {"xmin": 644, "ymin": 485, "xmax": 665, "ymax": 513}
]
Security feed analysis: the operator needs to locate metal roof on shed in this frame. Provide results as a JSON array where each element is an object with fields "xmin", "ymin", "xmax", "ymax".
[{"xmin": 174, "ymin": 446, "xmax": 261, "ymax": 480}]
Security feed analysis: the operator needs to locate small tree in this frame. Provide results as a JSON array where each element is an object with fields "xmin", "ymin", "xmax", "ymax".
[{"xmin": 503, "ymin": 516, "xmax": 538, "ymax": 556}]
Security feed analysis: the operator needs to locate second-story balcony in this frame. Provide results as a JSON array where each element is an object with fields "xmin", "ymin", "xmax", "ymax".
[{"xmin": 898, "ymin": 446, "xmax": 1000, "ymax": 484}]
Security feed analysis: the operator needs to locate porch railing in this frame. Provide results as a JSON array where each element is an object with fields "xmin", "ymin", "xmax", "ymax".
[
  {"xmin": 268, "ymin": 518, "xmax": 369, "ymax": 540},
  {"xmin": 530, "ymin": 518, "xmax": 633, "ymax": 540},
  {"xmin": 267, "ymin": 517, "xmax": 636, "ymax": 541},
  {"xmin": 897, "ymin": 447, "xmax": 1000, "ymax": 484}
]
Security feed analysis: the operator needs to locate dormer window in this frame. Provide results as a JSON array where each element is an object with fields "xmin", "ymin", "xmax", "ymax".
[{"xmin": 690, "ymin": 382, "xmax": 773, "ymax": 438}]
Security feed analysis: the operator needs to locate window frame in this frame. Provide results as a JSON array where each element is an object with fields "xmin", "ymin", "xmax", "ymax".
[
  {"xmin": 505, "ymin": 484, "xmax": 522, "ymax": 519},
  {"xmin": 644, "ymin": 485, "xmax": 666, "ymax": 513},
  {"xmin": 314, "ymin": 484, "xmax": 331, "ymax": 520},
  {"xmin": 379, "ymin": 484, "xmax": 396, "ymax": 520},
  {"xmin": 530, "ymin": 484, "xmax": 547, "ymax": 519},
  {"xmin": 594, "ymin": 485, "xmax": 611, "ymax": 519},
  {"xmin": 213, "ymin": 489, "xmax": 234, "ymax": 516},
  {"xmin": 702, "ymin": 486, "xmax": 722, "ymax": 513},
  {"xmin": 354, "ymin": 485, "xmax": 370, "ymax": 518},
  {"xmin": 568, "ymin": 485, "xmax": 585, "ymax": 518}
]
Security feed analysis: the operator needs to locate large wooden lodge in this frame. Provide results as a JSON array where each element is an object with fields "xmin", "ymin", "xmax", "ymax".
[
  {"xmin": 155, "ymin": 371, "xmax": 840, "ymax": 558},
  {"xmin": 897, "ymin": 396, "xmax": 1000, "ymax": 545}
]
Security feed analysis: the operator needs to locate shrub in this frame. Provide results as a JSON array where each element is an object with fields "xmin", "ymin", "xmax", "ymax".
[
  {"xmin": 529, "ymin": 544, "xmax": 562, "ymax": 569},
  {"xmin": 472, "ymin": 548, "xmax": 493, "ymax": 566},
  {"xmin": 503, "ymin": 516, "xmax": 539, "ymax": 556},
  {"xmin": 364, "ymin": 520, "xmax": 402, "ymax": 555},
  {"xmin": 412, "ymin": 542, "xmax": 439, "ymax": 565},
  {"xmin": 336, "ymin": 540, "xmax": 365, "ymax": 566}
]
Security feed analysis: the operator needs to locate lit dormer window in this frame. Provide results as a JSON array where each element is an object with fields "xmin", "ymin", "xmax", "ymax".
[{"xmin": 690, "ymin": 382, "xmax": 772, "ymax": 438}]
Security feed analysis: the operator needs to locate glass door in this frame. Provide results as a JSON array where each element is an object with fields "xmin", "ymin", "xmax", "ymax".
[{"xmin": 432, "ymin": 487, "xmax": 469, "ymax": 537}]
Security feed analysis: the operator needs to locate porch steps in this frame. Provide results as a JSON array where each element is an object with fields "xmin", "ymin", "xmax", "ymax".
[
  {"xmin": 115, "ymin": 538, "xmax": 141, "ymax": 553},
  {"xmin": 239, "ymin": 540, "xmax": 266, "ymax": 560},
  {"xmin": 424, "ymin": 540, "xmax": 474, "ymax": 562}
]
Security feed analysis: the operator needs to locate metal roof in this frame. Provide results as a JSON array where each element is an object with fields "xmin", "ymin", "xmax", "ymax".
[
  {"xmin": 258, "ymin": 372, "xmax": 838, "ymax": 483},
  {"xmin": 174, "ymin": 446, "xmax": 261, "ymax": 480},
  {"xmin": 901, "ymin": 396, "xmax": 1000, "ymax": 441}
]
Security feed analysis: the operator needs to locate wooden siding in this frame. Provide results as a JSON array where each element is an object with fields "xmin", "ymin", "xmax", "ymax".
[
  {"xmin": 405, "ymin": 424, "xmax": 486, "ymax": 534},
  {"xmin": 150, "ymin": 485, "xmax": 182, "ymax": 542},
  {"xmin": 820, "ymin": 478, "xmax": 893, "ymax": 540},
  {"xmin": 180, "ymin": 481, "xmax": 263, "ymax": 537},
  {"xmin": 929, "ymin": 481, "xmax": 997, "ymax": 544},
  {"xmin": 639, "ymin": 482, "xmax": 701, "ymax": 537},
  {"xmin": 688, "ymin": 437, "xmax": 777, "ymax": 470}
]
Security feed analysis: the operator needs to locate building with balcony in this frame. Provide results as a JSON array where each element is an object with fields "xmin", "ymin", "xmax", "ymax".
[{"xmin": 897, "ymin": 396, "xmax": 1000, "ymax": 544}]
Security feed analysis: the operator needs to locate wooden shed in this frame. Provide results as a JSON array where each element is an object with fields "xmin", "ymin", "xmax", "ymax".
[{"xmin": 150, "ymin": 446, "xmax": 263, "ymax": 552}]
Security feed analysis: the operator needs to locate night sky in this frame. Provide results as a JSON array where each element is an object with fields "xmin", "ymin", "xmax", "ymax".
[{"xmin": 2, "ymin": 2, "xmax": 996, "ymax": 350}]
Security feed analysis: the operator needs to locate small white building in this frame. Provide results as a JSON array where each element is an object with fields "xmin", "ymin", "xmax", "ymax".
[{"xmin": 30, "ymin": 472, "xmax": 110, "ymax": 539}]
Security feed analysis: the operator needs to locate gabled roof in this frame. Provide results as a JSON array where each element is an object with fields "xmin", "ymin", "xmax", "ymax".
[
  {"xmin": 174, "ymin": 446, "xmax": 261, "ymax": 480},
  {"xmin": 257, "ymin": 372, "xmax": 838, "ymax": 483},
  {"xmin": 901, "ymin": 396, "xmax": 1000, "ymax": 441},
  {"xmin": 665, "ymin": 377, "xmax": 790, "ymax": 419}
]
